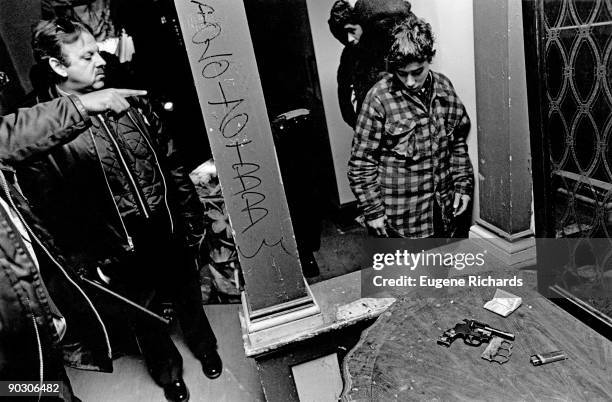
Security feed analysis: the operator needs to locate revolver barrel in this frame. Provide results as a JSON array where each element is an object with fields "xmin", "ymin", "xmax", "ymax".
[
  {"xmin": 469, "ymin": 319, "xmax": 515, "ymax": 341},
  {"xmin": 484, "ymin": 325, "xmax": 515, "ymax": 341}
]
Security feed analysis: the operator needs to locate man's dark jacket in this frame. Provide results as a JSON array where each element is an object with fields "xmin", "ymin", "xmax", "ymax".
[
  {"xmin": 18, "ymin": 88, "xmax": 205, "ymax": 276},
  {"xmin": 0, "ymin": 97, "xmax": 112, "ymax": 399}
]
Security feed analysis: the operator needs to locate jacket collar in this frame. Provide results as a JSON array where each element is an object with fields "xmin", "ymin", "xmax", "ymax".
[{"xmin": 389, "ymin": 70, "xmax": 451, "ymax": 101}]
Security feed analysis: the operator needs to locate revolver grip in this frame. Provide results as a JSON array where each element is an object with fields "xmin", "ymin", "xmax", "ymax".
[
  {"xmin": 437, "ymin": 336, "xmax": 451, "ymax": 347},
  {"xmin": 437, "ymin": 331, "xmax": 455, "ymax": 347}
]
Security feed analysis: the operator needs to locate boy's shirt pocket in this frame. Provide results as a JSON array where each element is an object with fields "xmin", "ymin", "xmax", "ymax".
[{"xmin": 383, "ymin": 120, "xmax": 418, "ymax": 159}]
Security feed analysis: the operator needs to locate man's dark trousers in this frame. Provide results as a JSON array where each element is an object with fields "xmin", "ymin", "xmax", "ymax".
[{"xmin": 92, "ymin": 217, "xmax": 216, "ymax": 386}]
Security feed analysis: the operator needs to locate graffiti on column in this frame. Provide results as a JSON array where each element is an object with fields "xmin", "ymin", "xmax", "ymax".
[
  {"xmin": 189, "ymin": 1, "xmax": 294, "ymax": 259},
  {"xmin": 176, "ymin": 0, "xmax": 308, "ymax": 310}
]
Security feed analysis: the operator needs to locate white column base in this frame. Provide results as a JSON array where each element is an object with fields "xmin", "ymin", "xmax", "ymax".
[
  {"xmin": 469, "ymin": 224, "xmax": 536, "ymax": 267},
  {"xmin": 239, "ymin": 279, "xmax": 323, "ymax": 356}
]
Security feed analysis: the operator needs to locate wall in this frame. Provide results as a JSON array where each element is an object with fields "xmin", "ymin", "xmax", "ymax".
[
  {"xmin": 412, "ymin": 0, "xmax": 480, "ymax": 220},
  {"xmin": 305, "ymin": 0, "xmax": 355, "ymax": 206},
  {"xmin": 306, "ymin": 0, "xmax": 480, "ymax": 217}
]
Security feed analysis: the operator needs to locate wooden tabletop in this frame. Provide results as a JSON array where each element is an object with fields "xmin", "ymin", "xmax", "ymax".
[{"xmin": 342, "ymin": 271, "xmax": 612, "ymax": 401}]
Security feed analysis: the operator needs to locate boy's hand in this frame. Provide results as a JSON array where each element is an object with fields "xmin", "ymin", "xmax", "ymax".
[
  {"xmin": 78, "ymin": 88, "xmax": 148, "ymax": 114},
  {"xmin": 453, "ymin": 193, "xmax": 471, "ymax": 216},
  {"xmin": 366, "ymin": 216, "xmax": 388, "ymax": 237}
]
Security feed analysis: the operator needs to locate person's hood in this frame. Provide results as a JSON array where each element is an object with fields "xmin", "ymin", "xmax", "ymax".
[
  {"xmin": 329, "ymin": 20, "xmax": 349, "ymax": 45},
  {"xmin": 354, "ymin": 0, "xmax": 412, "ymax": 27},
  {"xmin": 328, "ymin": 0, "xmax": 356, "ymax": 45}
]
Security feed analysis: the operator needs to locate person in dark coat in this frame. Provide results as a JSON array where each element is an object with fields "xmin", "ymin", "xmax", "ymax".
[
  {"xmin": 0, "ymin": 88, "xmax": 145, "ymax": 401},
  {"xmin": 352, "ymin": 0, "xmax": 413, "ymax": 115},
  {"xmin": 328, "ymin": 0, "xmax": 361, "ymax": 128},
  {"xmin": 18, "ymin": 18, "xmax": 221, "ymax": 402},
  {"xmin": 328, "ymin": 0, "xmax": 412, "ymax": 129}
]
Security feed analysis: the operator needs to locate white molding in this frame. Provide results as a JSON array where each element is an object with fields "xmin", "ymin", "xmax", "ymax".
[
  {"xmin": 469, "ymin": 223, "xmax": 536, "ymax": 266},
  {"xmin": 239, "ymin": 279, "xmax": 323, "ymax": 356}
]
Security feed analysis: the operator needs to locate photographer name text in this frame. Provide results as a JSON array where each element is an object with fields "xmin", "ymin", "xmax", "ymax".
[{"xmin": 372, "ymin": 275, "xmax": 523, "ymax": 288}]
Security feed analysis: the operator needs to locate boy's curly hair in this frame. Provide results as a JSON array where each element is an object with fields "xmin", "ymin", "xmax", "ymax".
[{"xmin": 386, "ymin": 14, "xmax": 436, "ymax": 69}]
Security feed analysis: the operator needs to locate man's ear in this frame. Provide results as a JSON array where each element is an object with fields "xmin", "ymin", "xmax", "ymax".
[{"xmin": 48, "ymin": 57, "xmax": 68, "ymax": 78}]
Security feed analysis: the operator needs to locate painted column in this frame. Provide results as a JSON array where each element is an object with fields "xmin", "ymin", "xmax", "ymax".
[
  {"xmin": 470, "ymin": 0, "xmax": 536, "ymax": 265},
  {"xmin": 174, "ymin": 0, "xmax": 316, "ymax": 317}
]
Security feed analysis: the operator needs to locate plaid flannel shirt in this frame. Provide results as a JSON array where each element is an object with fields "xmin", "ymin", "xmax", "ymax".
[{"xmin": 348, "ymin": 70, "xmax": 474, "ymax": 238}]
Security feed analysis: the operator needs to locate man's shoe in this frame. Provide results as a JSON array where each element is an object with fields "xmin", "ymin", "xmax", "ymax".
[
  {"xmin": 163, "ymin": 378, "xmax": 190, "ymax": 402},
  {"xmin": 199, "ymin": 350, "xmax": 223, "ymax": 379}
]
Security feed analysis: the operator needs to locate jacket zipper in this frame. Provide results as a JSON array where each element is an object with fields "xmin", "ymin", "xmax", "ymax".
[
  {"xmin": 89, "ymin": 129, "xmax": 134, "ymax": 251},
  {"xmin": 25, "ymin": 296, "xmax": 44, "ymax": 401},
  {"xmin": 0, "ymin": 171, "xmax": 113, "ymax": 362},
  {"xmin": 126, "ymin": 111, "xmax": 175, "ymax": 234},
  {"xmin": 2, "ymin": 178, "xmax": 45, "ymax": 401},
  {"xmin": 98, "ymin": 115, "xmax": 150, "ymax": 220}
]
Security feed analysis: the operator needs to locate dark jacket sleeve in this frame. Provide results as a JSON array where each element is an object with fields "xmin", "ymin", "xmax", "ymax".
[
  {"xmin": 136, "ymin": 100, "xmax": 205, "ymax": 247},
  {"xmin": 0, "ymin": 96, "xmax": 90, "ymax": 168},
  {"xmin": 337, "ymin": 47, "xmax": 357, "ymax": 129}
]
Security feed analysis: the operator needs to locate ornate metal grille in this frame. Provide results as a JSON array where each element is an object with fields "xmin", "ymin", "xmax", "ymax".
[
  {"xmin": 542, "ymin": 0, "xmax": 612, "ymax": 238},
  {"xmin": 538, "ymin": 0, "xmax": 612, "ymax": 322}
]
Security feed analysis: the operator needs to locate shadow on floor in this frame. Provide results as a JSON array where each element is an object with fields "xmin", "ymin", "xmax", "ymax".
[
  {"xmin": 308, "ymin": 214, "xmax": 370, "ymax": 285},
  {"xmin": 67, "ymin": 305, "xmax": 265, "ymax": 402},
  {"xmin": 66, "ymin": 212, "xmax": 371, "ymax": 401}
]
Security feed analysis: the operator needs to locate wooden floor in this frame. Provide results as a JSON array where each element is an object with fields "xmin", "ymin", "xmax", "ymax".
[{"xmin": 67, "ymin": 305, "xmax": 265, "ymax": 402}]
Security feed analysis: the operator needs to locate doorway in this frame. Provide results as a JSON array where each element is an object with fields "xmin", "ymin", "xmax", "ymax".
[{"xmin": 523, "ymin": 0, "xmax": 612, "ymax": 332}]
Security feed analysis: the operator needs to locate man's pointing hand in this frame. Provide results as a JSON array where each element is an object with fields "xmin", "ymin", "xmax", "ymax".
[{"xmin": 78, "ymin": 88, "xmax": 148, "ymax": 114}]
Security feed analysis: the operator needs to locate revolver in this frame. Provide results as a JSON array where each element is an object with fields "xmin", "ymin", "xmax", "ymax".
[{"xmin": 437, "ymin": 319, "xmax": 515, "ymax": 347}]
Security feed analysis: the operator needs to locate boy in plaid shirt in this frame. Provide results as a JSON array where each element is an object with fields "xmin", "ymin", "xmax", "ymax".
[{"xmin": 348, "ymin": 15, "xmax": 473, "ymax": 238}]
